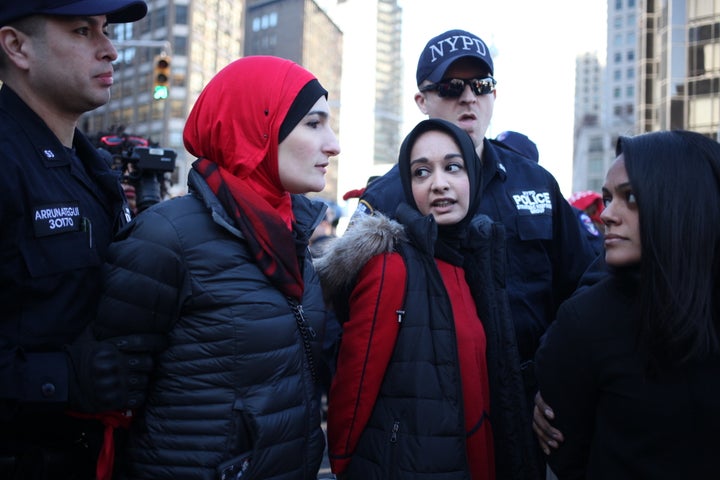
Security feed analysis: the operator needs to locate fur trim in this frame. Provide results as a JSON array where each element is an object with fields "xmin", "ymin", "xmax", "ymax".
[{"xmin": 313, "ymin": 213, "xmax": 406, "ymax": 297}]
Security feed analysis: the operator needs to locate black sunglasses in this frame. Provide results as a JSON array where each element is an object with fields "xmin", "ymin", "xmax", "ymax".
[{"xmin": 419, "ymin": 76, "xmax": 497, "ymax": 98}]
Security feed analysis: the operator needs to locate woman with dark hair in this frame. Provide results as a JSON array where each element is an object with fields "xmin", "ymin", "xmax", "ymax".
[
  {"xmin": 315, "ymin": 118, "xmax": 536, "ymax": 479},
  {"xmin": 92, "ymin": 56, "xmax": 340, "ymax": 479},
  {"xmin": 534, "ymin": 130, "xmax": 720, "ymax": 479}
]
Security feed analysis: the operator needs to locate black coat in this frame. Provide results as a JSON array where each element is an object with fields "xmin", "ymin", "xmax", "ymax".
[
  {"xmin": 94, "ymin": 169, "xmax": 328, "ymax": 480},
  {"xmin": 316, "ymin": 207, "xmax": 539, "ymax": 480},
  {"xmin": 536, "ymin": 274, "xmax": 720, "ymax": 479}
]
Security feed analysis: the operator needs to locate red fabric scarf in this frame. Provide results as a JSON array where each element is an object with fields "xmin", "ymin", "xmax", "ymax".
[{"xmin": 194, "ymin": 157, "xmax": 303, "ymax": 299}]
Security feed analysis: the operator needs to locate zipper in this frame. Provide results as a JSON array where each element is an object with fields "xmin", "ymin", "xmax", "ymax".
[
  {"xmin": 287, "ymin": 297, "xmax": 318, "ymax": 383},
  {"xmin": 390, "ymin": 420, "xmax": 400, "ymax": 443}
]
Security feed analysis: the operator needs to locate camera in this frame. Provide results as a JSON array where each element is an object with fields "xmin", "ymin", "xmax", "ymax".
[
  {"xmin": 97, "ymin": 134, "xmax": 177, "ymax": 214},
  {"xmin": 125, "ymin": 146, "xmax": 177, "ymax": 211}
]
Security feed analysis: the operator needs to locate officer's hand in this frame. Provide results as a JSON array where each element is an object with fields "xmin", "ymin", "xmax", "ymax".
[
  {"xmin": 532, "ymin": 391, "xmax": 564, "ymax": 455},
  {"xmin": 66, "ymin": 334, "xmax": 166, "ymax": 412}
]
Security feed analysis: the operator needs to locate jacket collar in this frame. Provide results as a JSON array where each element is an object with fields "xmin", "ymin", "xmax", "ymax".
[
  {"xmin": 187, "ymin": 168, "xmax": 326, "ymax": 242},
  {"xmin": 0, "ymin": 85, "xmax": 71, "ymax": 166},
  {"xmin": 480, "ymin": 138, "xmax": 508, "ymax": 190},
  {"xmin": 395, "ymin": 203, "xmax": 436, "ymax": 257}
]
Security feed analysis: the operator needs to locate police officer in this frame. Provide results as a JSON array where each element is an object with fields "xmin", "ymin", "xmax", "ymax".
[
  {"xmin": 352, "ymin": 29, "xmax": 598, "ymax": 479},
  {"xmin": 0, "ymin": 1, "xmax": 164, "ymax": 478}
]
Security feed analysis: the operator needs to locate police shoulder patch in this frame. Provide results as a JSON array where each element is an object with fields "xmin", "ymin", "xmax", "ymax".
[
  {"xmin": 509, "ymin": 189, "xmax": 553, "ymax": 215},
  {"xmin": 578, "ymin": 211, "xmax": 600, "ymax": 236}
]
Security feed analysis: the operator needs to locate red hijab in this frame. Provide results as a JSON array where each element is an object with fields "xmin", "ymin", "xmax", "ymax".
[{"xmin": 184, "ymin": 56, "xmax": 321, "ymax": 300}]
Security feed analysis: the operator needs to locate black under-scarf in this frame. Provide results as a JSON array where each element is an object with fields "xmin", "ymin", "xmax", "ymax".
[{"xmin": 398, "ymin": 118, "xmax": 483, "ymax": 265}]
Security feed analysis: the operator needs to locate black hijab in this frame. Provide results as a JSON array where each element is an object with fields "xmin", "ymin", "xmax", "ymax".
[{"xmin": 397, "ymin": 118, "xmax": 483, "ymax": 265}]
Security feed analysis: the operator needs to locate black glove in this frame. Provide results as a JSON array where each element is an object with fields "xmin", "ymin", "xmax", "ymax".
[{"xmin": 66, "ymin": 333, "xmax": 166, "ymax": 412}]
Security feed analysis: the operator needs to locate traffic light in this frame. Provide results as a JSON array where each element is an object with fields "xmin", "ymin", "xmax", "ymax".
[{"xmin": 152, "ymin": 54, "xmax": 171, "ymax": 100}]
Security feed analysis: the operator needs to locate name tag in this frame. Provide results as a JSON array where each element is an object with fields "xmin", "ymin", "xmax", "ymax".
[{"xmin": 32, "ymin": 203, "xmax": 82, "ymax": 237}]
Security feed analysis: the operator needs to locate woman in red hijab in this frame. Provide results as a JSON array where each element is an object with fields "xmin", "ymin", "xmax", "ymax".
[{"xmin": 93, "ymin": 56, "xmax": 340, "ymax": 479}]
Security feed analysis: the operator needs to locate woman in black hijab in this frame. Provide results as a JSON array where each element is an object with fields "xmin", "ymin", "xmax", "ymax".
[{"xmin": 317, "ymin": 118, "xmax": 534, "ymax": 480}]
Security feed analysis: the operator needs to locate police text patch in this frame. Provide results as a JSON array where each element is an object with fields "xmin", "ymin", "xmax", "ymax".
[
  {"xmin": 510, "ymin": 189, "xmax": 552, "ymax": 215},
  {"xmin": 32, "ymin": 203, "xmax": 81, "ymax": 237}
]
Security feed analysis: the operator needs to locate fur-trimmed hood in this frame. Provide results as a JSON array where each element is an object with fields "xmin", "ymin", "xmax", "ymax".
[{"xmin": 313, "ymin": 213, "xmax": 406, "ymax": 300}]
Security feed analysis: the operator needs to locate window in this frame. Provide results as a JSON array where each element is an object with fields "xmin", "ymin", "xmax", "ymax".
[
  {"xmin": 253, "ymin": 12, "xmax": 279, "ymax": 31},
  {"xmin": 589, "ymin": 178, "xmax": 603, "ymax": 192},
  {"xmin": 589, "ymin": 157, "xmax": 604, "ymax": 174},
  {"xmin": 154, "ymin": 6, "xmax": 166, "ymax": 28},
  {"xmin": 175, "ymin": 5, "xmax": 188, "ymax": 25},
  {"xmin": 173, "ymin": 35, "xmax": 188, "ymax": 56}
]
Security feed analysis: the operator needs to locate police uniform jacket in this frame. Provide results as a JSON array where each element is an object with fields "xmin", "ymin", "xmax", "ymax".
[
  {"xmin": 0, "ymin": 85, "xmax": 129, "ymax": 438},
  {"xmin": 93, "ymin": 168, "xmax": 327, "ymax": 480}
]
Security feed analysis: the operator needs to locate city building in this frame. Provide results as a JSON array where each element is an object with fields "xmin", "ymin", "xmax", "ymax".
[
  {"xmin": 638, "ymin": 0, "xmax": 720, "ymax": 137},
  {"xmin": 315, "ymin": 0, "xmax": 403, "ymax": 207},
  {"xmin": 81, "ymin": 0, "xmax": 246, "ymax": 194},
  {"xmin": 245, "ymin": 0, "xmax": 343, "ymax": 201},
  {"xmin": 572, "ymin": 52, "xmax": 607, "ymax": 193},
  {"xmin": 573, "ymin": 0, "xmax": 639, "ymax": 193},
  {"xmin": 79, "ymin": 0, "xmax": 403, "ymax": 208},
  {"xmin": 573, "ymin": 0, "xmax": 720, "ymax": 193}
]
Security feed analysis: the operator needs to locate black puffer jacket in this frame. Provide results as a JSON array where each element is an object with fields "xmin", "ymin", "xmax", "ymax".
[
  {"xmin": 316, "ymin": 207, "xmax": 539, "ymax": 480},
  {"xmin": 94, "ymin": 169, "xmax": 327, "ymax": 480}
]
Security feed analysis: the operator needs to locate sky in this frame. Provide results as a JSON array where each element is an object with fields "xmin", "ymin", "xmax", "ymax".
[{"xmin": 398, "ymin": 0, "xmax": 607, "ymax": 196}]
